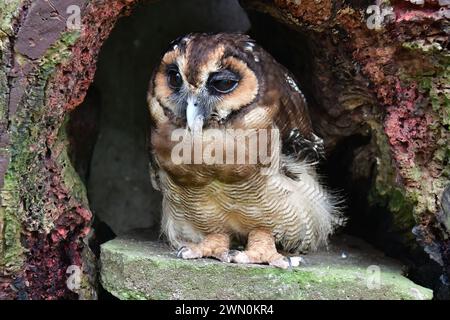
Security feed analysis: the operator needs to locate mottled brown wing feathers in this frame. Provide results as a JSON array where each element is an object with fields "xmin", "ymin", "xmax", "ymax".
[{"xmin": 271, "ymin": 64, "xmax": 324, "ymax": 161}]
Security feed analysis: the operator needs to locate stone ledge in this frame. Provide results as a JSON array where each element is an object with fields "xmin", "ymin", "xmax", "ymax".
[{"xmin": 100, "ymin": 230, "xmax": 433, "ymax": 300}]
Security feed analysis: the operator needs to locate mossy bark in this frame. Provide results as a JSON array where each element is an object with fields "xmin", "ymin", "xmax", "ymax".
[
  {"xmin": 0, "ymin": 0, "xmax": 448, "ymax": 299},
  {"xmin": 242, "ymin": 0, "xmax": 449, "ymax": 289},
  {"xmin": 0, "ymin": 0, "xmax": 134, "ymax": 300},
  {"xmin": 100, "ymin": 231, "xmax": 433, "ymax": 300}
]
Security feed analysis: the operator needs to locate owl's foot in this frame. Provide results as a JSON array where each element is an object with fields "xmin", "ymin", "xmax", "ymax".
[
  {"xmin": 229, "ymin": 229, "xmax": 291, "ymax": 269},
  {"xmin": 176, "ymin": 233, "xmax": 230, "ymax": 262}
]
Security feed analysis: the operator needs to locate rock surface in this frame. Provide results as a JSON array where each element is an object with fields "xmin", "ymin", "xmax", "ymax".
[{"xmin": 100, "ymin": 231, "xmax": 433, "ymax": 300}]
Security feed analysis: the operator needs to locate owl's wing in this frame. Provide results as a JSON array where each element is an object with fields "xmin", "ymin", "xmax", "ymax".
[
  {"xmin": 147, "ymin": 72, "xmax": 162, "ymax": 192},
  {"xmin": 148, "ymin": 141, "xmax": 161, "ymax": 191},
  {"xmin": 147, "ymin": 113, "xmax": 161, "ymax": 192},
  {"xmin": 273, "ymin": 68, "xmax": 324, "ymax": 162}
]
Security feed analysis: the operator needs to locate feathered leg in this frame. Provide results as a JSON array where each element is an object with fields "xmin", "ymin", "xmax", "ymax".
[
  {"xmin": 177, "ymin": 233, "xmax": 230, "ymax": 262},
  {"xmin": 229, "ymin": 229, "xmax": 290, "ymax": 269}
]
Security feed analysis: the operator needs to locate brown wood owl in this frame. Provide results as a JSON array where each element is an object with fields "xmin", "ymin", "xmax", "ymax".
[{"xmin": 147, "ymin": 33, "xmax": 343, "ymax": 268}]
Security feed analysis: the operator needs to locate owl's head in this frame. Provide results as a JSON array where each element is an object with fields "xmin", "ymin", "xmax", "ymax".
[{"xmin": 148, "ymin": 33, "xmax": 263, "ymax": 130}]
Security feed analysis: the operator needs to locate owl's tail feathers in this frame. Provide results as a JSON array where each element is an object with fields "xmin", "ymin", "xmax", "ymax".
[
  {"xmin": 297, "ymin": 176, "xmax": 345, "ymax": 252},
  {"xmin": 282, "ymin": 160, "xmax": 346, "ymax": 253}
]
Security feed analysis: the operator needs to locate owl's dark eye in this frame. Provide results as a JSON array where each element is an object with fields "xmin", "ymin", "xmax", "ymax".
[
  {"xmin": 167, "ymin": 66, "xmax": 183, "ymax": 89},
  {"xmin": 210, "ymin": 79, "xmax": 239, "ymax": 94},
  {"xmin": 208, "ymin": 70, "xmax": 240, "ymax": 94}
]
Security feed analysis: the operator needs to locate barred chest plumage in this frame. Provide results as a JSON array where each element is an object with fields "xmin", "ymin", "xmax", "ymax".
[{"xmin": 157, "ymin": 153, "xmax": 336, "ymax": 253}]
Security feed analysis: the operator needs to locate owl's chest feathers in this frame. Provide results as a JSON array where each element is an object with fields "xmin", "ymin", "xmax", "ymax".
[
  {"xmin": 151, "ymin": 122, "xmax": 275, "ymax": 185},
  {"xmin": 159, "ymin": 167, "xmax": 282, "ymax": 235},
  {"xmin": 152, "ymin": 118, "xmax": 287, "ymax": 234}
]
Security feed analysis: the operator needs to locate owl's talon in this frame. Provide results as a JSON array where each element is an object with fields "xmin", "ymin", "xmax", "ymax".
[
  {"xmin": 227, "ymin": 250, "xmax": 241, "ymax": 258},
  {"xmin": 269, "ymin": 256, "xmax": 291, "ymax": 270},
  {"xmin": 228, "ymin": 250, "xmax": 291, "ymax": 269},
  {"xmin": 176, "ymin": 246, "xmax": 187, "ymax": 258},
  {"xmin": 229, "ymin": 251, "xmax": 251, "ymax": 264},
  {"xmin": 177, "ymin": 246, "xmax": 202, "ymax": 259},
  {"xmin": 216, "ymin": 250, "xmax": 231, "ymax": 263}
]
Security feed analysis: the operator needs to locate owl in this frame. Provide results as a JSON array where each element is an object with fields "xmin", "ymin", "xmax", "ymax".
[{"xmin": 147, "ymin": 33, "xmax": 343, "ymax": 269}]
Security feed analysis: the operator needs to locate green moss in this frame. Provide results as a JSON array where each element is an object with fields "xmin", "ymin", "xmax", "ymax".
[
  {"xmin": 418, "ymin": 55, "xmax": 450, "ymax": 126},
  {"xmin": 365, "ymin": 41, "xmax": 450, "ymax": 240},
  {"xmin": 109, "ymin": 288, "xmax": 150, "ymax": 300},
  {"xmin": 0, "ymin": 160, "xmax": 24, "ymax": 272},
  {"xmin": 100, "ymin": 236, "xmax": 433, "ymax": 300},
  {"xmin": 1, "ymin": 29, "xmax": 81, "ymax": 272},
  {"xmin": 366, "ymin": 120, "xmax": 417, "ymax": 245},
  {"xmin": 38, "ymin": 31, "xmax": 80, "ymax": 73},
  {"xmin": 402, "ymin": 40, "xmax": 445, "ymax": 54},
  {"xmin": 0, "ymin": 0, "xmax": 22, "ymax": 38},
  {"xmin": 398, "ymin": 45, "xmax": 450, "ymax": 216},
  {"xmin": 55, "ymin": 116, "xmax": 89, "ymax": 206},
  {"xmin": 0, "ymin": 60, "xmax": 8, "ymax": 122},
  {"xmin": 402, "ymin": 41, "xmax": 450, "ymax": 150},
  {"xmin": 0, "ymin": 2, "xmax": 22, "ymax": 272}
]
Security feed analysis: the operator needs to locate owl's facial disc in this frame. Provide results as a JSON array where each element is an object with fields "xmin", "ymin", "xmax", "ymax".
[
  {"xmin": 151, "ymin": 35, "xmax": 259, "ymax": 129},
  {"xmin": 166, "ymin": 65, "xmax": 242, "ymax": 130},
  {"xmin": 185, "ymin": 70, "xmax": 241, "ymax": 130}
]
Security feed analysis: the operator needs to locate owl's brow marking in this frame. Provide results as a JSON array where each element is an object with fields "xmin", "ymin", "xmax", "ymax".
[
  {"xmin": 191, "ymin": 44, "xmax": 226, "ymax": 86},
  {"xmin": 176, "ymin": 55, "xmax": 190, "ymax": 85}
]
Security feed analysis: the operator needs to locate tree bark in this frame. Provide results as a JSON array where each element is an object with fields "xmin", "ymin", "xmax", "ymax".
[
  {"xmin": 0, "ymin": 0, "xmax": 134, "ymax": 300},
  {"xmin": 0, "ymin": 0, "xmax": 448, "ymax": 299},
  {"xmin": 243, "ymin": 0, "xmax": 450, "ymax": 295}
]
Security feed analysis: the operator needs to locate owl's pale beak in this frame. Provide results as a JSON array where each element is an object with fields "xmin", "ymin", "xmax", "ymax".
[{"xmin": 186, "ymin": 97, "xmax": 204, "ymax": 131}]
